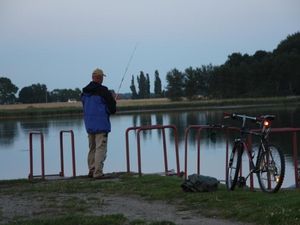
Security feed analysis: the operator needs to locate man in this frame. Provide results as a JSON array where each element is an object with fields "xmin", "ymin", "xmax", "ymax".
[{"xmin": 81, "ymin": 68, "xmax": 116, "ymax": 178}]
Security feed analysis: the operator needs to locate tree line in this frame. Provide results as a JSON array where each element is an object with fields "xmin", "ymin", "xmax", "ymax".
[
  {"xmin": 164, "ymin": 32, "xmax": 300, "ymax": 100},
  {"xmin": 129, "ymin": 32, "xmax": 300, "ymax": 101},
  {"xmin": 0, "ymin": 69, "xmax": 163, "ymax": 104},
  {"xmin": 1, "ymin": 32, "xmax": 299, "ymax": 104},
  {"xmin": 0, "ymin": 80, "xmax": 81, "ymax": 104}
]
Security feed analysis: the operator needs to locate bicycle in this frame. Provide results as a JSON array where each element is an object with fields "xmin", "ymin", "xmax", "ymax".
[{"xmin": 224, "ymin": 112, "xmax": 285, "ymax": 193}]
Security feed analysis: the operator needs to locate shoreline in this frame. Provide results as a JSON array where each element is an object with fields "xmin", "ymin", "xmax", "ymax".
[{"xmin": 0, "ymin": 96, "xmax": 299, "ymax": 119}]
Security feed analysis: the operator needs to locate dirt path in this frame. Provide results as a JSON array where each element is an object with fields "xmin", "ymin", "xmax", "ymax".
[{"xmin": 0, "ymin": 191, "xmax": 253, "ymax": 225}]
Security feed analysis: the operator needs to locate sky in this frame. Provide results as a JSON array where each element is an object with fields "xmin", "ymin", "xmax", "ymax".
[{"xmin": 0, "ymin": 0, "xmax": 299, "ymax": 94}]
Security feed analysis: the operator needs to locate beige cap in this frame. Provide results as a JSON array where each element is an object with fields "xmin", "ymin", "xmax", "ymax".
[{"xmin": 92, "ymin": 68, "xmax": 106, "ymax": 77}]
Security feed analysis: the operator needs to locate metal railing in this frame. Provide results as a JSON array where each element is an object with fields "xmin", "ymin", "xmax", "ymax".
[
  {"xmin": 28, "ymin": 130, "xmax": 76, "ymax": 180},
  {"xmin": 28, "ymin": 131, "xmax": 45, "ymax": 180},
  {"xmin": 125, "ymin": 124, "xmax": 180, "ymax": 176},
  {"xmin": 59, "ymin": 130, "xmax": 76, "ymax": 178}
]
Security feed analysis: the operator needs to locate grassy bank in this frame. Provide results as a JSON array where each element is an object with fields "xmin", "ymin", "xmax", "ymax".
[
  {"xmin": 0, "ymin": 96, "xmax": 299, "ymax": 119},
  {"xmin": 0, "ymin": 175, "xmax": 300, "ymax": 225}
]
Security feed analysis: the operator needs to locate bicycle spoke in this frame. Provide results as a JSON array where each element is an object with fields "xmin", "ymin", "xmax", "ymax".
[
  {"xmin": 226, "ymin": 145, "xmax": 242, "ymax": 191},
  {"xmin": 257, "ymin": 145, "xmax": 285, "ymax": 193}
]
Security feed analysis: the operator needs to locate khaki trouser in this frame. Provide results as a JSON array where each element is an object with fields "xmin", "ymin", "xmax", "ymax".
[{"xmin": 88, "ymin": 133, "xmax": 108, "ymax": 177}]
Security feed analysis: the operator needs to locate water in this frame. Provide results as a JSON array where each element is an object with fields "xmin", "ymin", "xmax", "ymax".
[{"xmin": 0, "ymin": 105, "xmax": 299, "ymax": 188}]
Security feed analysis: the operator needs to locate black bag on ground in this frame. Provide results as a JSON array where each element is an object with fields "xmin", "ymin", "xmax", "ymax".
[{"xmin": 181, "ymin": 174, "xmax": 219, "ymax": 192}]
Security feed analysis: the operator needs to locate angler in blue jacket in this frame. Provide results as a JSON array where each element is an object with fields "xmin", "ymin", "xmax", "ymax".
[{"xmin": 81, "ymin": 68, "xmax": 116, "ymax": 179}]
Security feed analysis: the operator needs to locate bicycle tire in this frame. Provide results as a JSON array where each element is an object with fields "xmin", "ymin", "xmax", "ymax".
[
  {"xmin": 257, "ymin": 144, "xmax": 285, "ymax": 193},
  {"xmin": 226, "ymin": 142, "xmax": 242, "ymax": 191}
]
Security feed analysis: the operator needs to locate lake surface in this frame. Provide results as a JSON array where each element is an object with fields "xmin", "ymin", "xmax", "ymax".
[{"xmin": 0, "ymin": 105, "xmax": 299, "ymax": 188}]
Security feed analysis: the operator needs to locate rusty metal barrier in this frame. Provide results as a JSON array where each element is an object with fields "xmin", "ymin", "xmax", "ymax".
[
  {"xmin": 28, "ymin": 131, "xmax": 45, "ymax": 180},
  {"xmin": 125, "ymin": 124, "xmax": 180, "ymax": 176},
  {"xmin": 28, "ymin": 130, "xmax": 76, "ymax": 180},
  {"xmin": 184, "ymin": 125, "xmax": 239, "ymax": 180},
  {"xmin": 184, "ymin": 125, "xmax": 300, "ymax": 189},
  {"xmin": 60, "ymin": 130, "xmax": 76, "ymax": 178}
]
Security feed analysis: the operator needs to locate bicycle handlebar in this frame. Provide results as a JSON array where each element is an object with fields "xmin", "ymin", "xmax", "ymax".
[{"xmin": 223, "ymin": 112, "xmax": 275, "ymax": 123}]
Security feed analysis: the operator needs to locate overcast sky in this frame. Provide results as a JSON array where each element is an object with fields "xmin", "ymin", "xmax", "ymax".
[{"xmin": 0, "ymin": 0, "xmax": 299, "ymax": 93}]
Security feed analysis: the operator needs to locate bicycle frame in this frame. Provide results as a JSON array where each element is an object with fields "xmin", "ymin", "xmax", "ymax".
[
  {"xmin": 234, "ymin": 133, "xmax": 268, "ymax": 182},
  {"xmin": 234, "ymin": 128, "xmax": 261, "ymax": 180}
]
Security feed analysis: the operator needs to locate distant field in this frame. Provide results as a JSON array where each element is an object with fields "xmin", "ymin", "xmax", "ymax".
[
  {"xmin": 0, "ymin": 101, "xmax": 82, "ymax": 110},
  {"xmin": 0, "ymin": 98, "xmax": 171, "ymax": 110}
]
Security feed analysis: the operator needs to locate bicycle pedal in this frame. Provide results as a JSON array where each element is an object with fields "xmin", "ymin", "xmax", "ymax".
[{"xmin": 238, "ymin": 176, "xmax": 246, "ymax": 187}]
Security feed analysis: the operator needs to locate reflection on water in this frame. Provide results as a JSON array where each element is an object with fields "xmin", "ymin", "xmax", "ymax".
[
  {"xmin": 0, "ymin": 105, "xmax": 299, "ymax": 187},
  {"xmin": 0, "ymin": 117, "xmax": 84, "ymax": 148},
  {"xmin": 0, "ymin": 120, "xmax": 18, "ymax": 146},
  {"xmin": 155, "ymin": 113, "xmax": 163, "ymax": 125}
]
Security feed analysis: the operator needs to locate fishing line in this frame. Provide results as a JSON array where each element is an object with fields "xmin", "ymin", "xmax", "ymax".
[{"xmin": 115, "ymin": 43, "xmax": 138, "ymax": 100}]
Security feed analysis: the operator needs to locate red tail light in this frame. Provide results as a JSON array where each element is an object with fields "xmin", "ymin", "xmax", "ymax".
[{"xmin": 263, "ymin": 120, "xmax": 270, "ymax": 127}]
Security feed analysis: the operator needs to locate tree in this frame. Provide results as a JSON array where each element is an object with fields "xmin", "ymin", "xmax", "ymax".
[
  {"xmin": 184, "ymin": 66, "xmax": 213, "ymax": 100},
  {"xmin": 272, "ymin": 32, "xmax": 300, "ymax": 95},
  {"xmin": 130, "ymin": 75, "xmax": 138, "ymax": 99},
  {"xmin": 208, "ymin": 66, "xmax": 224, "ymax": 98},
  {"xmin": 184, "ymin": 67, "xmax": 205, "ymax": 100},
  {"xmin": 154, "ymin": 70, "xmax": 162, "ymax": 98},
  {"xmin": 209, "ymin": 53, "xmax": 259, "ymax": 98},
  {"xmin": 137, "ymin": 71, "xmax": 148, "ymax": 99},
  {"xmin": 146, "ymin": 73, "xmax": 150, "ymax": 98},
  {"xmin": 274, "ymin": 32, "xmax": 300, "ymax": 55},
  {"xmin": 165, "ymin": 68, "xmax": 185, "ymax": 101},
  {"xmin": 18, "ymin": 83, "xmax": 48, "ymax": 103},
  {"xmin": 0, "ymin": 77, "xmax": 18, "ymax": 104}
]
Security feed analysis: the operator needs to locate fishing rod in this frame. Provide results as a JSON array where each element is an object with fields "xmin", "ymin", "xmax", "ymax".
[{"xmin": 115, "ymin": 43, "xmax": 138, "ymax": 100}]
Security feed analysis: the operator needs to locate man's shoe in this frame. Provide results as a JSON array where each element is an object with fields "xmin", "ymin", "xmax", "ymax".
[
  {"xmin": 88, "ymin": 170, "xmax": 94, "ymax": 178},
  {"xmin": 93, "ymin": 174, "xmax": 105, "ymax": 179}
]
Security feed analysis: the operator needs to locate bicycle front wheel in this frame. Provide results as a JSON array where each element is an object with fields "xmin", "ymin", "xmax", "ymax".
[
  {"xmin": 257, "ymin": 144, "xmax": 285, "ymax": 193},
  {"xmin": 226, "ymin": 142, "xmax": 242, "ymax": 191}
]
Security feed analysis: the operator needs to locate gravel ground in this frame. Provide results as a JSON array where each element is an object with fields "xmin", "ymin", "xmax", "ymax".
[{"xmin": 0, "ymin": 191, "xmax": 254, "ymax": 225}]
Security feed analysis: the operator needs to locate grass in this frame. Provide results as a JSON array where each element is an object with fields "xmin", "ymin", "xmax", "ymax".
[
  {"xmin": 0, "ymin": 96, "xmax": 300, "ymax": 118},
  {"xmin": 8, "ymin": 216, "xmax": 176, "ymax": 225},
  {"xmin": 1, "ymin": 175, "xmax": 300, "ymax": 225}
]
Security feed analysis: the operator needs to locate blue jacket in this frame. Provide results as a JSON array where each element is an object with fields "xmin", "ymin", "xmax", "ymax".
[{"xmin": 81, "ymin": 82, "xmax": 116, "ymax": 134}]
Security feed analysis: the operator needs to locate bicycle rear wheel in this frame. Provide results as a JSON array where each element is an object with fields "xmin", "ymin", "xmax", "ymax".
[
  {"xmin": 257, "ymin": 144, "xmax": 285, "ymax": 193},
  {"xmin": 226, "ymin": 142, "xmax": 242, "ymax": 191}
]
